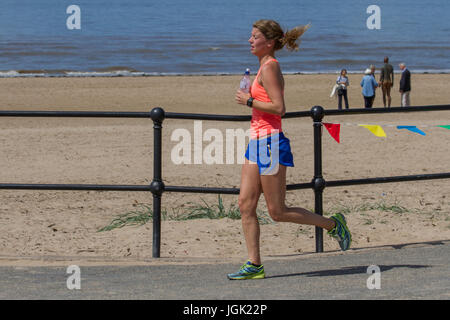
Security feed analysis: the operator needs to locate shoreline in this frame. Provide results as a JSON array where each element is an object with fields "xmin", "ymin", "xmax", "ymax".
[{"xmin": 1, "ymin": 70, "xmax": 450, "ymax": 79}]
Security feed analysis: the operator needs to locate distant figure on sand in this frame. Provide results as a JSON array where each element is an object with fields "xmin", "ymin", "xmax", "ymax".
[
  {"xmin": 380, "ymin": 56, "xmax": 394, "ymax": 107},
  {"xmin": 369, "ymin": 65, "xmax": 376, "ymax": 107},
  {"xmin": 230, "ymin": 19, "xmax": 351, "ymax": 280},
  {"xmin": 336, "ymin": 69, "xmax": 350, "ymax": 110},
  {"xmin": 361, "ymin": 68, "xmax": 378, "ymax": 108},
  {"xmin": 399, "ymin": 63, "xmax": 411, "ymax": 107}
]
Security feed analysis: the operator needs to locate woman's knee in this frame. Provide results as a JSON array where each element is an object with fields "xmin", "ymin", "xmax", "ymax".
[
  {"xmin": 238, "ymin": 195, "xmax": 258, "ymax": 216},
  {"xmin": 267, "ymin": 204, "xmax": 285, "ymax": 222}
]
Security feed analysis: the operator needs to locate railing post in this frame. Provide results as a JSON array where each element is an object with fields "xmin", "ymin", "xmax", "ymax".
[
  {"xmin": 310, "ymin": 106, "xmax": 325, "ymax": 253},
  {"xmin": 150, "ymin": 107, "xmax": 165, "ymax": 258}
]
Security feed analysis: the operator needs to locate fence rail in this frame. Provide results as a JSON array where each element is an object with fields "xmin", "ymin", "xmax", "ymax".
[
  {"xmin": 1, "ymin": 104, "xmax": 450, "ymax": 257},
  {"xmin": 2, "ymin": 172, "xmax": 449, "ymax": 192},
  {"xmin": 2, "ymin": 104, "xmax": 449, "ymax": 119}
]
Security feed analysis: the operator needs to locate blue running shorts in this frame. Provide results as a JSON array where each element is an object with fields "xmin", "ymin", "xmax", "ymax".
[{"xmin": 245, "ymin": 132, "xmax": 294, "ymax": 175}]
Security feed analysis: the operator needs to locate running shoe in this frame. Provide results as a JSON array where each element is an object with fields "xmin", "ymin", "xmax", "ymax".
[
  {"xmin": 227, "ymin": 260, "xmax": 265, "ymax": 280},
  {"xmin": 328, "ymin": 213, "xmax": 352, "ymax": 251}
]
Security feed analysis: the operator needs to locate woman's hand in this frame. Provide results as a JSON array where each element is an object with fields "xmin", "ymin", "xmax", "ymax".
[{"xmin": 235, "ymin": 90, "xmax": 251, "ymax": 106}]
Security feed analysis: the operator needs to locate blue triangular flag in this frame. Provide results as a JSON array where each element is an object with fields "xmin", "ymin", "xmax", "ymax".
[{"xmin": 397, "ymin": 126, "xmax": 426, "ymax": 136}]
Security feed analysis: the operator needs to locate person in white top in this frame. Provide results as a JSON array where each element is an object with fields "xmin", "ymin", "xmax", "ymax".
[{"xmin": 336, "ymin": 69, "xmax": 349, "ymax": 109}]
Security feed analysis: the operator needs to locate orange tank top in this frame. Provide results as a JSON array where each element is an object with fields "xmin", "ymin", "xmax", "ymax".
[{"xmin": 249, "ymin": 59, "xmax": 283, "ymax": 139}]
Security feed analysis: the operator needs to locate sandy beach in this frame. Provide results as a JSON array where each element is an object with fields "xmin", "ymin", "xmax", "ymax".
[{"xmin": 0, "ymin": 73, "xmax": 449, "ymax": 266}]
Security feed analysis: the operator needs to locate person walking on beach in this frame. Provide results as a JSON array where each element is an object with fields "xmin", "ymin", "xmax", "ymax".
[
  {"xmin": 399, "ymin": 63, "xmax": 411, "ymax": 106},
  {"xmin": 361, "ymin": 68, "xmax": 378, "ymax": 108},
  {"xmin": 336, "ymin": 69, "xmax": 350, "ymax": 110},
  {"xmin": 369, "ymin": 65, "xmax": 376, "ymax": 107},
  {"xmin": 379, "ymin": 56, "xmax": 394, "ymax": 107},
  {"xmin": 229, "ymin": 19, "xmax": 351, "ymax": 280}
]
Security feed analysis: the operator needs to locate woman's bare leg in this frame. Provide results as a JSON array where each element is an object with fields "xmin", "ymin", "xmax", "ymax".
[
  {"xmin": 260, "ymin": 165, "xmax": 335, "ymax": 231},
  {"xmin": 238, "ymin": 160, "xmax": 263, "ymax": 265}
]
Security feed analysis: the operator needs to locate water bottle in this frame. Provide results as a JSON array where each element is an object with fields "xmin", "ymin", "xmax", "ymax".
[{"xmin": 239, "ymin": 68, "xmax": 251, "ymax": 93}]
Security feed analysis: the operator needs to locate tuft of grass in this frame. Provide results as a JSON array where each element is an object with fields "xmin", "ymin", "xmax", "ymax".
[
  {"xmin": 172, "ymin": 194, "xmax": 273, "ymax": 225},
  {"xmin": 175, "ymin": 195, "xmax": 241, "ymax": 221},
  {"xmin": 326, "ymin": 200, "xmax": 410, "ymax": 216},
  {"xmin": 97, "ymin": 204, "xmax": 157, "ymax": 232},
  {"xmin": 359, "ymin": 201, "xmax": 409, "ymax": 214},
  {"xmin": 98, "ymin": 195, "xmax": 273, "ymax": 232}
]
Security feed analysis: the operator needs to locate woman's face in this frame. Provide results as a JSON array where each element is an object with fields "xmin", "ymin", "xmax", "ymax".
[
  {"xmin": 248, "ymin": 28, "xmax": 272, "ymax": 56},
  {"xmin": 341, "ymin": 70, "xmax": 347, "ymax": 76}
]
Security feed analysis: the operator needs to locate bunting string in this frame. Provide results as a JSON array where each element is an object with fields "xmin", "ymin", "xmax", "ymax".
[{"xmin": 322, "ymin": 123, "xmax": 449, "ymax": 143}]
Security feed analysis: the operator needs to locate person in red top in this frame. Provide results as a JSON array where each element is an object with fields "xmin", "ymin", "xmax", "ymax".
[{"xmin": 228, "ymin": 19, "xmax": 352, "ymax": 280}]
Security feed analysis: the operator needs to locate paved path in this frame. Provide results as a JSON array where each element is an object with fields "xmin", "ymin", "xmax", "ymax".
[{"xmin": 1, "ymin": 240, "xmax": 449, "ymax": 300}]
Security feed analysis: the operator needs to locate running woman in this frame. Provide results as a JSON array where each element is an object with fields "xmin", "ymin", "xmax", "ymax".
[{"xmin": 228, "ymin": 20, "xmax": 351, "ymax": 280}]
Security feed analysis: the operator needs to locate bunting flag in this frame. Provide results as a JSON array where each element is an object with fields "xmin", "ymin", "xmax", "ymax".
[
  {"xmin": 323, "ymin": 123, "xmax": 340, "ymax": 143},
  {"xmin": 397, "ymin": 126, "xmax": 426, "ymax": 136},
  {"xmin": 358, "ymin": 125, "xmax": 387, "ymax": 138},
  {"xmin": 438, "ymin": 125, "xmax": 450, "ymax": 130}
]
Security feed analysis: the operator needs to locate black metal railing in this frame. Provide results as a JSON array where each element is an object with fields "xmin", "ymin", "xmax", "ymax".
[{"xmin": 1, "ymin": 104, "xmax": 449, "ymax": 257}]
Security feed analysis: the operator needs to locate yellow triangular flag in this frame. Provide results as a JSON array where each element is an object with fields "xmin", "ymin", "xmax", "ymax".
[{"xmin": 358, "ymin": 125, "xmax": 386, "ymax": 137}]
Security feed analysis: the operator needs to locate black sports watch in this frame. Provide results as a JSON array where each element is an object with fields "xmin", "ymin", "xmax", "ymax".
[{"xmin": 246, "ymin": 97, "xmax": 254, "ymax": 107}]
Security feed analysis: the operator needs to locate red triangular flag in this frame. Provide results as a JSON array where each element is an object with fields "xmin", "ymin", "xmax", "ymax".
[{"xmin": 323, "ymin": 123, "xmax": 341, "ymax": 143}]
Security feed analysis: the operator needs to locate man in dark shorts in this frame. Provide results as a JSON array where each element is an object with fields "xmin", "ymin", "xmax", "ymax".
[{"xmin": 379, "ymin": 56, "xmax": 394, "ymax": 107}]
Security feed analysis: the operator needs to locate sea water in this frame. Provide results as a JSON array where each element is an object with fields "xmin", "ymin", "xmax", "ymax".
[{"xmin": 0, "ymin": 0, "xmax": 449, "ymax": 77}]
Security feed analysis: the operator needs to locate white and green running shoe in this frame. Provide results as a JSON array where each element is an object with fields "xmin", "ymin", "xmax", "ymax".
[
  {"xmin": 328, "ymin": 213, "xmax": 352, "ymax": 251},
  {"xmin": 227, "ymin": 260, "xmax": 265, "ymax": 280}
]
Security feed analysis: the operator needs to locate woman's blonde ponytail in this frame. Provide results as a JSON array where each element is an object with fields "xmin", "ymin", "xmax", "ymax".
[{"xmin": 281, "ymin": 23, "xmax": 311, "ymax": 52}]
